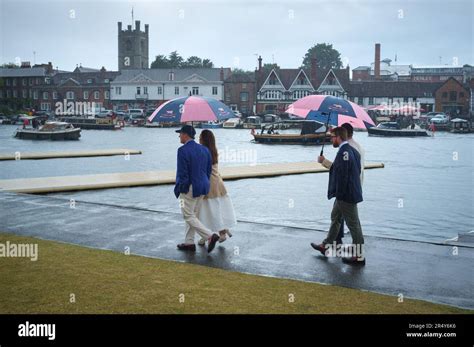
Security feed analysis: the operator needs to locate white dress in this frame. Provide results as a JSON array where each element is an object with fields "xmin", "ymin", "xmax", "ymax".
[{"xmin": 198, "ymin": 164, "xmax": 237, "ymax": 232}]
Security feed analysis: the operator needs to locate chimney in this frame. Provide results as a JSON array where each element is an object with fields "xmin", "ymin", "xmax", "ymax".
[
  {"xmin": 47, "ymin": 62, "xmax": 53, "ymax": 74},
  {"xmin": 127, "ymin": 25, "xmax": 132, "ymax": 31},
  {"xmin": 118, "ymin": 22, "xmax": 122, "ymax": 31},
  {"xmin": 135, "ymin": 20, "xmax": 140, "ymax": 31},
  {"xmin": 374, "ymin": 43, "xmax": 381, "ymax": 80},
  {"xmin": 310, "ymin": 54, "xmax": 317, "ymax": 84},
  {"xmin": 258, "ymin": 55, "xmax": 262, "ymax": 72},
  {"xmin": 145, "ymin": 24, "xmax": 149, "ymax": 34},
  {"xmin": 20, "ymin": 61, "xmax": 31, "ymax": 68},
  {"xmin": 220, "ymin": 67, "xmax": 224, "ymax": 81}
]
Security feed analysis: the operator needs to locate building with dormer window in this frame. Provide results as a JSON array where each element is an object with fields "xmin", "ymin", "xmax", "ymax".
[{"xmin": 255, "ymin": 56, "xmax": 350, "ymax": 114}]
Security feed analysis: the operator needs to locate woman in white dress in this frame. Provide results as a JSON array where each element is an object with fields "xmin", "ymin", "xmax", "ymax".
[{"xmin": 198, "ymin": 130, "xmax": 237, "ymax": 245}]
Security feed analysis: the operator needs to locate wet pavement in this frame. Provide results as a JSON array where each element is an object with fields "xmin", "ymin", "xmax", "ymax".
[{"xmin": 0, "ymin": 191, "xmax": 472, "ymax": 310}]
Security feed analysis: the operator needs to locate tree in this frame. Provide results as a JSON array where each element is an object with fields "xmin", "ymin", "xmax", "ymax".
[
  {"xmin": 150, "ymin": 52, "xmax": 214, "ymax": 68},
  {"xmin": 202, "ymin": 59, "xmax": 213, "ymax": 68},
  {"xmin": 168, "ymin": 51, "xmax": 184, "ymax": 68},
  {"xmin": 302, "ymin": 43, "xmax": 343, "ymax": 70},
  {"xmin": 182, "ymin": 56, "xmax": 202, "ymax": 68},
  {"xmin": 150, "ymin": 55, "xmax": 171, "ymax": 69},
  {"xmin": 1, "ymin": 62, "xmax": 18, "ymax": 68}
]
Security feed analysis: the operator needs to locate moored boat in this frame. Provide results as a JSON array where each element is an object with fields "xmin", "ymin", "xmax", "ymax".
[
  {"xmin": 58, "ymin": 116, "xmax": 122, "ymax": 130},
  {"xmin": 252, "ymin": 120, "xmax": 330, "ymax": 145},
  {"xmin": 368, "ymin": 122, "xmax": 429, "ymax": 137},
  {"xmin": 450, "ymin": 118, "xmax": 471, "ymax": 133},
  {"xmin": 201, "ymin": 121, "xmax": 223, "ymax": 129},
  {"xmin": 223, "ymin": 117, "xmax": 243, "ymax": 129},
  {"xmin": 15, "ymin": 121, "xmax": 81, "ymax": 140}
]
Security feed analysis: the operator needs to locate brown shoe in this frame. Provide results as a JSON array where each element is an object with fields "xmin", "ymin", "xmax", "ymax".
[
  {"xmin": 207, "ymin": 234, "xmax": 220, "ymax": 253},
  {"xmin": 177, "ymin": 243, "xmax": 196, "ymax": 252}
]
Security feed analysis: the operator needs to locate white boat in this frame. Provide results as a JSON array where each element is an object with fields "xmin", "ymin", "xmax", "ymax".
[{"xmin": 223, "ymin": 117, "xmax": 243, "ymax": 129}]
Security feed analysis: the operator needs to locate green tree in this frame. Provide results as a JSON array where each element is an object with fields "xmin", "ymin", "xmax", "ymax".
[
  {"xmin": 263, "ymin": 63, "xmax": 280, "ymax": 74},
  {"xmin": 302, "ymin": 43, "xmax": 342, "ymax": 70},
  {"xmin": 182, "ymin": 56, "xmax": 203, "ymax": 68},
  {"xmin": 0, "ymin": 62, "xmax": 18, "ymax": 68},
  {"xmin": 150, "ymin": 55, "xmax": 171, "ymax": 68},
  {"xmin": 202, "ymin": 59, "xmax": 213, "ymax": 68},
  {"xmin": 168, "ymin": 51, "xmax": 184, "ymax": 68}
]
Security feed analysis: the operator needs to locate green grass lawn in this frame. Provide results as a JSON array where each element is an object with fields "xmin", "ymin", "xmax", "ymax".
[{"xmin": 0, "ymin": 233, "xmax": 469, "ymax": 314}]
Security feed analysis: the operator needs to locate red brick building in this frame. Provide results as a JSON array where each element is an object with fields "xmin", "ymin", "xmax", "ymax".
[
  {"xmin": 434, "ymin": 77, "xmax": 471, "ymax": 116},
  {"xmin": 224, "ymin": 73, "xmax": 256, "ymax": 116}
]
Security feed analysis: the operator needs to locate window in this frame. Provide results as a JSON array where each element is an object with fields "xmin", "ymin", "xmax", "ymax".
[
  {"xmin": 297, "ymin": 75, "xmax": 307, "ymax": 85},
  {"xmin": 115, "ymin": 87, "xmax": 121, "ymax": 95},
  {"xmin": 265, "ymin": 90, "xmax": 281, "ymax": 99},
  {"xmin": 192, "ymin": 87, "xmax": 199, "ymax": 95},
  {"xmin": 6, "ymin": 90, "xmax": 11, "ymax": 98},
  {"xmin": 269, "ymin": 76, "xmax": 277, "ymax": 85},
  {"xmin": 12, "ymin": 79, "xmax": 17, "ymax": 86},
  {"xmin": 43, "ymin": 92, "xmax": 49, "ymax": 100},
  {"xmin": 22, "ymin": 79, "xmax": 27, "ymax": 86},
  {"xmin": 94, "ymin": 91, "xmax": 100, "ymax": 99},
  {"xmin": 175, "ymin": 86, "xmax": 179, "ymax": 95},
  {"xmin": 442, "ymin": 92, "xmax": 448, "ymax": 98},
  {"xmin": 66, "ymin": 91, "xmax": 74, "ymax": 100},
  {"xmin": 169, "ymin": 72, "xmax": 175, "ymax": 81},
  {"xmin": 292, "ymin": 90, "xmax": 310, "ymax": 99},
  {"xmin": 13, "ymin": 90, "xmax": 18, "ymax": 98},
  {"xmin": 143, "ymin": 86, "xmax": 148, "ymax": 95},
  {"xmin": 83, "ymin": 91, "xmax": 89, "ymax": 99},
  {"xmin": 36, "ymin": 78, "xmax": 40, "ymax": 85},
  {"xmin": 449, "ymin": 91, "xmax": 457, "ymax": 101},
  {"xmin": 29, "ymin": 79, "xmax": 33, "ymax": 86},
  {"xmin": 87, "ymin": 79, "xmax": 93, "ymax": 84},
  {"xmin": 33, "ymin": 91, "xmax": 38, "ymax": 99},
  {"xmin": 22, "ymin": 90, "xmax": 27, "ymax": 98},
  {"xmin": 104, "ymin": 91, "xmax": 109, "ymax": 99},
  {"xmin": 242, "ymin": 83, "xmax": 247, "ymax": 89},
  {"xmin": 157, "ymin": 86, "xmax": 162, "ymax": 95},
  {"xmin": 5, "ymin": 79, "xmax": 10, "ymax": 86},
  {"xmin": 368, "ymin": 97, "xmax": 374, "ymax": 105},
  {"xmin": 241, "ymin": 105, "xmax": 248, "ymax": 113},
  {"xmin": 53, "ymin": 92, "xmax": 58, "ymax": 99},
  {"xmin": 212, "ymin": 86, "xmax": 218, "ymax": 95},
  {"xmin": 45, "ymin": 78, "xmax": 51, "ymax": 85},
  {"xmin": 40, "ymin": 103, "xmax": 51, "ymax": 111},
  {"xmin": 240, "ymin": 92, "xmax": 249, "ymax": 102},
  {"xmin": 136, "ymin": 87, "xmax": 141, "ymax": 95}
]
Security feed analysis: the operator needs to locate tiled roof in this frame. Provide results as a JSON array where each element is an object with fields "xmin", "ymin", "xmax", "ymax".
[
  {"xmin": 0, "ymin": 67, "xmax": 48, "ymax": 77},
  {"xmin": 348, "ymin": 81, "xmax": 443, "ymax": 97}
]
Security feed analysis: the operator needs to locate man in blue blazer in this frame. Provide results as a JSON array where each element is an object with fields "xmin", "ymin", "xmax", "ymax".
[
  {"xmin": 311, "ymin": 126, "xmax": 365, "ymax": 265},
  {"xmin": 174, "ymin": 125, "xmax": 220, "ymax": 253}
]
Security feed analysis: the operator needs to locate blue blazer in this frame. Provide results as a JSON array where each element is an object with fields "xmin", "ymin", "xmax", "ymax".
[
  {"xmin": 328, "ymin": 143, "xmax": 363, "ymax": 204},
  {"xmin": 174, "ymin": 140, "xmax": 212, "ymax": 198}
]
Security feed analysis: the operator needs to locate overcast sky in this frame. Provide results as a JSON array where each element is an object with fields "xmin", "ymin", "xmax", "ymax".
[{"xmin": 1, "ymin": 0, "xmax": 472, "ymax": 73}]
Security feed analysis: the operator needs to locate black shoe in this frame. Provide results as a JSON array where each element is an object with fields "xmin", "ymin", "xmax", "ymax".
[
  {"xmin": 177, "ymin": 243, "xmax": 196, "ymax": 252},
  {"xmin": 207, "ymin": 234, "xmax": 220, "ymax": 253},
  {"xmin": 311, "ymin": 242, "xmax": 328, "ymax": 256},
  {"xmin": 342, "ymin": 256, "xmax": 366, "ymax": 266}
]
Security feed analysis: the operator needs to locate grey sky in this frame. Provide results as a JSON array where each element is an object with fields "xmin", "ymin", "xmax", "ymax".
[{"xmin": 1, "ymin": 0, "xmax": 472, "ymax": 73}]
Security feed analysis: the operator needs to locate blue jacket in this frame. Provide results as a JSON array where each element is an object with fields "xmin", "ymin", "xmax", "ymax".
[
  {"xmin": 174, "ymin": 140, "xmax": 212, "ymax": 198},
  {"xmin": 328, "ymin": 143, "xmax": 363, "ymax": 204}
]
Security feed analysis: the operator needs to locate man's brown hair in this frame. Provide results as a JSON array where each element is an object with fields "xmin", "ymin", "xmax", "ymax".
[{"xmin": 331, "ymin": 126, "xmax": 348, "ymax": 141}]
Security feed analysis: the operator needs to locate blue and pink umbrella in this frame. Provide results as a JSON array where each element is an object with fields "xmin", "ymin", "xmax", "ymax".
[
  {"xmin": 286, "ymin": 95, "xmax": 375, "ymax": 154},
  {"xmin": 148, "ymin": 96, "xmax": 234, "ymax": 123},
  {"xmin": 286, "ymin": 95, "xmax": 375, "ymax": 130}
]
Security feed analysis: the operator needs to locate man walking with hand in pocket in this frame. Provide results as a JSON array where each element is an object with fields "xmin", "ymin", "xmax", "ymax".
[{"xmin": 174, "ymin": 125, "xmax": 220, "ymax": 253}]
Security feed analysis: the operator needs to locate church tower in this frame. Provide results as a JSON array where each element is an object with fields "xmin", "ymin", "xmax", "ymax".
[{"xmin": 118, "ymin": 20, "xmax": 149, "ymax": 70}]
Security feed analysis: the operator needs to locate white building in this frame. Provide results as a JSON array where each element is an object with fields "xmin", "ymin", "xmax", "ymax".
[{"xmin": 110, "ymin": 68, "xmax": 231, "ymax": 109}]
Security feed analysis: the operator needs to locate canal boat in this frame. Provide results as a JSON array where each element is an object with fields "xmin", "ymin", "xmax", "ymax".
[
  {"xmin": 15, "ymin": 121, "xmax": 81, "ymax": 140},
  {"xmin": 252, "ymin": 120, "xmax": 330, "ymax": 145},
  {"xmin": 368, "ymin": 122, "xmax": 429, "ymax": 137}
]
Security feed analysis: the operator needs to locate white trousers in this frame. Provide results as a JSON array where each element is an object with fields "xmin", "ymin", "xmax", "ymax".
[{"xmin": 179, "ymin": 188, "xmax": 212, "ymax": 244}]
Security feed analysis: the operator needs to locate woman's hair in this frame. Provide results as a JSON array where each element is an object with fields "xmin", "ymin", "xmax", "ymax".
[{"xmin": 199, "ymin": 129, "xmax": 218, "ymax": 164}]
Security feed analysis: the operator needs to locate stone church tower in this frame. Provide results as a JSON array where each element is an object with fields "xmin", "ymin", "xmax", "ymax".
[{"xmin": 118, "ymin": 20, "xmax": 149, "ymax": 70}]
